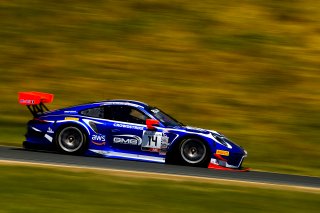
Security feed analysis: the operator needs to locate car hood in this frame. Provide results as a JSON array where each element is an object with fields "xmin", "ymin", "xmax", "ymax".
[
  {"xmin": 173, "ymin": 125, "xmax": 246, "ymax": 154},
  {"xmin": 173, "ymin": 125, "xmax": 211, "ymax": 134}
]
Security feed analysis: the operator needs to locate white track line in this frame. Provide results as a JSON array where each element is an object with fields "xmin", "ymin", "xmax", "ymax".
[{"xmin": 0, "ymin": 159, "xmax": 319, "ymax": 193}]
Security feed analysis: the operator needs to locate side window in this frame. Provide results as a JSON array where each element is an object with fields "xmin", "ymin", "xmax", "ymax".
[
  {"xmin": 104, "ymin": 105, "xmax": 114, "ymax": 120},
  {"xmin": 80, "ymin": 107, "xmax": 104, "ymax": 118},
  {"xmin": 104, "ymin": 105, "xmax": 149, "ymax": 125},
  {"xmin": 129, "ymin": 109, "xmax": 147, "ymax": 123}
]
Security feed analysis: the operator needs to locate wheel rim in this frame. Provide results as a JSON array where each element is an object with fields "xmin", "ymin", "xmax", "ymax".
[
  {"xmin": 58, "ymin": 127, "xmax": 84, "ymax": 152},
  {"xmin": 180, "ymin": 139, "xmax": 206, "ymax": 164}
]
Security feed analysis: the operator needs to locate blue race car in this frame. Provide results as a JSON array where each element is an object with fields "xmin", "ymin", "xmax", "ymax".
[{"xmin": 18, "ymin": 91, "xmax": 248, "ymax": 170}]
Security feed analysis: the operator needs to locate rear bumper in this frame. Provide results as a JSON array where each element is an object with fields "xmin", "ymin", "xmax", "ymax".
[{"xmin": 23, "ymin": 141, "xmax": 54, "ymax": 150}]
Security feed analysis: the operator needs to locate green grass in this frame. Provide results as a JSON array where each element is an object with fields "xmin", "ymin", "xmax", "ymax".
[
  {"xmin": 0, "ymin": 0, "xmax": 320, "ymax": 176},
  {"xmin": 0, "ymin": 164, "xmax": 319, "ymax": 213}
]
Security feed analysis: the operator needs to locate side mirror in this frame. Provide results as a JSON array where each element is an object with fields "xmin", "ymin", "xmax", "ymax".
[{"xmin": 146, "ymin": 119, "xmax": 159, "ymax": 130}]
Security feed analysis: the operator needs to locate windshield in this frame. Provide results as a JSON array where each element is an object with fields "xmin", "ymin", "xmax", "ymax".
[{"xmin": 147, "ymin": 107, "xmax": 183, "ymax": 127}]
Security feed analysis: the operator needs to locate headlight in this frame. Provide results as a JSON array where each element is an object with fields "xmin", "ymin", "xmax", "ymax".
[{"xmin": 211, "ymin": 133, "xmax": 229, "ymax": 147}]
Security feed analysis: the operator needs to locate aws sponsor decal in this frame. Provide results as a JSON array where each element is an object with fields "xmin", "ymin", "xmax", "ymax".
[
  {"xmin": 113, "ymin": 135, "xmax": 142, "ymax": 146},
  {"xmin": 91, "ymin": 134, "xmax": 106, "ymax": 146},
  {"xmin": 216, "ymin": 149, "xmax": 229, "ymax": 156}
]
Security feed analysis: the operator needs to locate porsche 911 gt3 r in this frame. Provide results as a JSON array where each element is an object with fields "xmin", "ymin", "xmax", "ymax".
[{"xmin": 18, "ymin": 91, "xmax": 248, "ymax": 171}]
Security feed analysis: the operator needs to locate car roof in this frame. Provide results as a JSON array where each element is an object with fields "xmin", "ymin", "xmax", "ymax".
[
  {"xmin": 56, "ymin": 99, "xmax": 150, "ymax": 113},
  {"xmin": 98, "ymin": 99, "xmax": 149, "ymax": 108}
]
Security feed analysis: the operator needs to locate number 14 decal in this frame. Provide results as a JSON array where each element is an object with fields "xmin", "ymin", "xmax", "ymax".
[
  {"xmin": 147, "ymin": 135, "xmax": 160, "ymax": 147},
  {"xmin": 142, "ymin": 131, "xmax": 168, "ymax": 152}
]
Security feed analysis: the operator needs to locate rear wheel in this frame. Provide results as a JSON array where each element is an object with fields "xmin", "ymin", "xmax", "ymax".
[
  {"xmin": 55, "ymin": 126, "xmax": 87, "ymax": 154},
  {"xmin": 179, "ymin": 138, "xmax": 210, "ymax": 167}
]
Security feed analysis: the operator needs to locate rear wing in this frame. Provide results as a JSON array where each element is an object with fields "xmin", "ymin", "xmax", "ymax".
[{"xmin": 18, "ymin": 91, "xmax": 54, "ymax": 117}]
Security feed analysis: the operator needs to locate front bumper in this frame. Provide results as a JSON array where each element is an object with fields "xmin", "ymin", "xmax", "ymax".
[
  {"xmin": 208, "ymin": 161, "xmax": 250, "ymax": 171},
  {"xmin": 208, "ymin": 150, "xmax": 248, "ymax": 171}
]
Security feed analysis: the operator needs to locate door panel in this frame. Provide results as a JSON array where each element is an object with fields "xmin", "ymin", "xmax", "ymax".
[{"xmin": 108, "ymin": 121, "xmax": 145, "ymax": 152}]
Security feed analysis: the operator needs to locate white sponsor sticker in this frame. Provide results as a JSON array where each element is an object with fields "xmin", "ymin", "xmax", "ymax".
[
  {"xmin": 113, "ymin": 123, "xmax": 144, "ymax": 130},
  {"xmin": 142, "ymin": 131, "xmax": 169, "ymax": 152},
  {"xmin": 47, "ymin": 127, "xmax": 54, "ymax": 134}
]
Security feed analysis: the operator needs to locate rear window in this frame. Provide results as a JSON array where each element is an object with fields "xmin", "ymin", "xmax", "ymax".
[{"xmin": 80, "ymin": 107, "xmax": 104, "ymax": 118}]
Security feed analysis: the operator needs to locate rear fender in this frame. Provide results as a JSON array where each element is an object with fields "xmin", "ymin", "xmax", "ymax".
[{"xmin": 54, "ymin": 120, "xmax": 91, "ymax": 140}]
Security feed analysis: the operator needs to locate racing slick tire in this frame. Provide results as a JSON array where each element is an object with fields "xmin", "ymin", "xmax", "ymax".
[
  {"xmin": 55, "ymin": 126, "xmax": 88, "ymax": 155},
  {"xmin": 178, "ymin": 138, "xmax": 210, "ymax": 167}
]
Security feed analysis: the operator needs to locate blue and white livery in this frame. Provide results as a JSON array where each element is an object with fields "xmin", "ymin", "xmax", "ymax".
[{"xmin": 18, "ymin": 92, "xmax": 248, "ymax": 170}]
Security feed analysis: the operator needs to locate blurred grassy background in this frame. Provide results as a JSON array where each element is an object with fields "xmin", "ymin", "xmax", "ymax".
[
  {"xmin": 0, "ymin": 0, "xmax": 319, "ymax": 176},
  {"xmin": 0, "ymin": 164, "xmax": 319, "ymax": 213}
]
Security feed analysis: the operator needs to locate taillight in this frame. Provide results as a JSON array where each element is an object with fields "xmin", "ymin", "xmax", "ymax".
[{"xmin": 32, "ymin": 118, "xmax": 49, "ymax": 123}]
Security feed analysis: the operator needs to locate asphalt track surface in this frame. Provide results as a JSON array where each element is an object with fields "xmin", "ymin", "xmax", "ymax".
[{"xmin": 0, "ymin": 146, "xmax": 319, "ymax": 189}]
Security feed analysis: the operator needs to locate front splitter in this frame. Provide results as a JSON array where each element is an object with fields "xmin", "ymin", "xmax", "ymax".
[{"xmin": 208, "ymin": 163, "xmax": 250, "ymax": 172}]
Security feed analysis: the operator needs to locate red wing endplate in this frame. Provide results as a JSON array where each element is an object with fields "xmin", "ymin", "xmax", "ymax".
[{"xmin": 18, "ymin": 91, "xmax": 54, "ymax": 105}]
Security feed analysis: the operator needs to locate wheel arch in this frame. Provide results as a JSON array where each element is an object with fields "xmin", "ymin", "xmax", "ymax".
[
  {"xmin": 168, "ymin": 134, "xmax": 211, "ymax": 151},
  {"xmin": 166, "ymin": 134, "xmax": 212, "ymax": 164},
  {"xmin": 54, "ymin": 121, "xmax": 91, "ymax": 138},
  {"xmin": 53, "ymin": 121, "xmax": 91, "ymax": 148}
]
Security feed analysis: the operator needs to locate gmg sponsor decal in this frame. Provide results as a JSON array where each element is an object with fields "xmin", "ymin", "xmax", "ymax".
[{"xmin": 113, "ymin": 135, "xmax": 142, "ymax": 146}]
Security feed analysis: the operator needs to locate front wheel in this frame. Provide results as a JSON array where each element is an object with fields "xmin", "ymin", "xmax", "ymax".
[
  {"xmin": 179, "ymin": 138, "xmax": 210, "ymax": 167},
  {"xmin": 55, "ymin": 126, "xmax": 87, "ymax": 155}
]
